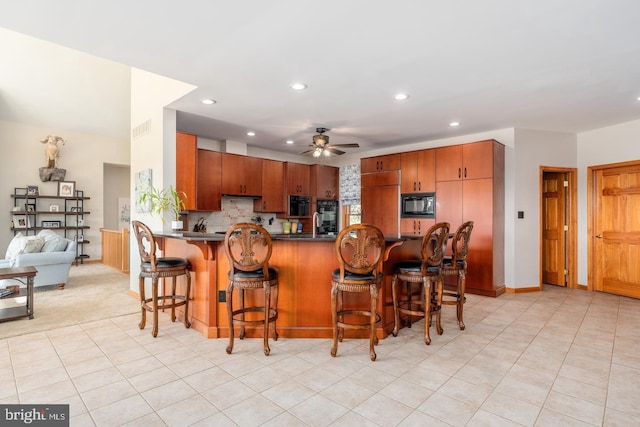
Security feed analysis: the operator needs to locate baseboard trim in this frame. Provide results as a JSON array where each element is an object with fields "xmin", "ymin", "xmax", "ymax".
[{"xmin": 505, "ymin": 286, "xmax": 542, "ymax": 294}]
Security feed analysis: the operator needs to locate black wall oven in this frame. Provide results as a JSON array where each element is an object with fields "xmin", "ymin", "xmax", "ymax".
[
  {"xmin": 289, "ymin": 195, "xmax": 310, "ymax": 217},
  {"xmin": 401, "ymin": 193, "xmax": 435, "ymax": 218}
]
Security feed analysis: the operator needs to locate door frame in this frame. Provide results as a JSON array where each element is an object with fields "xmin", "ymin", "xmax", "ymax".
[
  {"xmin": 587, "ymin": 159, "xmax": 640, "ymax": 292},
  {"xmin": 539, "ymin": 166, "xmax": 578, "ymax": 289}
]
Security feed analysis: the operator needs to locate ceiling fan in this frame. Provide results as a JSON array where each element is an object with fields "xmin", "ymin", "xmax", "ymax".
[{"xmin": 300, "ymin": 127, "xmax": 360, "ymax": 157}]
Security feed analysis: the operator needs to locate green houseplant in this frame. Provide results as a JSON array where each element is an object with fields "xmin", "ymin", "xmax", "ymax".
[{"xmin": 138, "ymin": 184, "xmax": 187, "ymax": 230}]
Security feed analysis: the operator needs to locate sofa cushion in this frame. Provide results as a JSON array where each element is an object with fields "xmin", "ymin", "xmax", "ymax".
[
  {"xmin": 38, "ymin": 229, "xmax": 69, "ymax": 252},
  {"xmin": 5, "ymin": 233, "xmax": 45, "ymax": 265}
]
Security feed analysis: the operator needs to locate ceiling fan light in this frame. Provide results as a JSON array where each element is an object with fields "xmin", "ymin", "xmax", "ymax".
[
  {"xmin": 313, "ymin": 149, "xmax": 322, "ymax": 158},
  {"xmin": 313, "ymin": 134, "xmax": 329, "ymax": 146},
  {"xmin": 323, "ymin": 149, "xmax": 331, "ymax": 157}
]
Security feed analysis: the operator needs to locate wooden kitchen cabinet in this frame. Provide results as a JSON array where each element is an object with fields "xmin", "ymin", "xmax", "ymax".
[
  {"xmin": 401, "ymin": 149, "xmax": 435, "ymax": 193},
  {"xmin": 435, "ymin": 139, "xmax": 504, "ymax": 297},
  {"xmin": 196, "ymin": 149, "xmax": 222, "ymax": 211},
  {"xmin": 435, "ymin": 139, "xmax": 495, "ymax": 181},
  {"xmin": 221, "ymin": 153, "xmax": 262, "ymax": 196},
  {"xmin": 400, "ymin": 218, "xmax": 435, "ymax": 236},
  {"xmin": 361, "ymin": 168, "xmax": 400, "ymax": 236},
  {"xmin": 254, "ymin": 159, "xmax": 285, "ymax": 212},
  {"xmin": 311, "ymin": 164, "xmax": 339, "ymax": 200},
  {"xmin": 176, "ymin": 132, "xmax": 221, "ymax": 211},
  {"xmin": 285, "ymin": 162, "xmax": 311, "ymax": 195},
  {"xmin": 361, "ymin": 154, "xmax": 401, "ymax": 173}
]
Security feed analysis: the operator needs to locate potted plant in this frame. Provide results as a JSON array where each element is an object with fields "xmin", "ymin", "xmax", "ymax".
[{"xmin": 138, "ymin": 184, "xmax": 187, "ymax": 231}]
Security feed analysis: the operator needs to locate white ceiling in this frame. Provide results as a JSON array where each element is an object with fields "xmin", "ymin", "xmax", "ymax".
[{"xmin": 1, "ymin": 0, "xmax": 640, "ymax": 156}]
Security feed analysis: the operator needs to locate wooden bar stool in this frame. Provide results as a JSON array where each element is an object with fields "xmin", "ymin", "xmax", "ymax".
[
  {"xmin": 224, "ymin": 223, "xmax": 279, "ymax": 356},
  {"xmin": 330, "ymin": 224, "xmax": 385, "ymax": 361},
  {"xmin": 391, "ymin": 222, "xmax": 449, "ymax": 344},
  {"xmin": 132, "ymin": 220, "xmax": 191, "ymax": 337},
  {"xmin": 441, "ymin": 221, "xmax": 474, "ymax": 330}
]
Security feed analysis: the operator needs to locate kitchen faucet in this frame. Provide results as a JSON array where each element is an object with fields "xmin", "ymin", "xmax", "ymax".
[{"xmin": 312, "ymin": 211, "xmax": 320, "ymax": 238}]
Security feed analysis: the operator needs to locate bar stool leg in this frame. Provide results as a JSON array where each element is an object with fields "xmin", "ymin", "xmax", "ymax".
[
  {"xmin": 226, "ymin": 283, "xmax": 234, "ymax": 354},
  {"xmin": 369, "ymin": 286, "xmax": 378, "ymax": 361},
  {"xmin": 151, "ymin": 276, "xmax": 159, "ymax": 338},
  {"xmin": 391, "ymin": 274, "xmax": 400, "ymax": 337},
  {"xmin": 272, "ymin": 283, "xmax": 279, "ymax": 341},
  {"xmin": 330, "ymin": 284, "xmax": 339, "ymax": 357},
  {"xmin": 138, "ymin": 275, "xmax": 146, "ymax": 330},
  {"xmin": 458, "ymin": 272, "xmax": 466, "ymax": 330},
  {"xmin": 239, "ymin": 289, "xmax": 246, "ymax": 340},
  {"xmin": 263, "ymin": 283, "xmax": 271, "ymax": 356},
  {"xmin": 435, "ymin": 275, "xmax": 444, "ymax": 336},
  {"xmin": 183, "ymin": 272, "xmax": 192, "ymax": 329},
  {"xmin": 171, "ymin": 276, "xmax": 177, "ymax": 322},
  {"xmin": 422, "ymin": 277, "xmax": 431, "ymax": 345}
]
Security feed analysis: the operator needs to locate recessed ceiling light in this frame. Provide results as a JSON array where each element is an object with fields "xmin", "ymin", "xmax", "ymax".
[
  {"xmin": 247, "ymin": 131, "xmax": 256, "ymax": 136},
  {"xmin": 394, "ymin": 93, "xmax": 409, "ymax": 101},
  {"xmin": 291, "ymin": 83, "xmax": 307, "ymax": 90},
  {"xmin": 449, "ymin": 121, "xmax": 460, "ymax": 127},
  {"xmin": 201, "ymin": 98, "xmax": 216, "ymax": 105},
  {"xmin": 286, "ymin": 140, "xmax": 294, "ymax": 145}
]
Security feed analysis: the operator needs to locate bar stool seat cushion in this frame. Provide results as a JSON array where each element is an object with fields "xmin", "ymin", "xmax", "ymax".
[
  {"xmin": 141, "ymin": 257, "xmax": 190, "ymax": 270},
  {"xmin": 442, "ymin": 257, "xmax": 466, "ymax": 268},
  {"xmin": 395, "ymin": 260, "xmax": 440, "ymax": 274},
  {"xmin": 230, "ymin": 267, "xmax": 279, "ymax": 280},
  {"xmin": 331, "ymin": 268, "xmax": 376, "ymax": 282}
]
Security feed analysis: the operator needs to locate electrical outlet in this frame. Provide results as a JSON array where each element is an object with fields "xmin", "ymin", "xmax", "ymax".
[{"xmin": 218, "ymin": 290, "xmax": 226, "ymax": 302}]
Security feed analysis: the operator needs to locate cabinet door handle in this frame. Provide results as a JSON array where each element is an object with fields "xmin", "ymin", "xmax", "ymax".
[
  {"xmin": 413, "ymin": 182, "xmax": 416, "ymax": 191},
  {"xmin": 458, "ymin": 168, "xmax": 461, "ymax": 179},
  {"xmin": 380, "ymin": 161, "xmax": 383, "ymax": 170},
  {"xmin": 464, "ymin": 167, "xmax": 467, "ymax": 178},
  {"xmin": 418, "ymin": 182, "xmax": 421, "ymax": 191}
]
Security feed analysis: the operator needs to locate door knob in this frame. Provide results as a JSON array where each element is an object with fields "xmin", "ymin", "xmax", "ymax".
[{"xmin": 595, "ymin": 234, "xmax": 603, "ymax": 238}]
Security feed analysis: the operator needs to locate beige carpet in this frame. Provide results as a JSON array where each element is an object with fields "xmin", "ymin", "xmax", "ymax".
[{"xmin": 0, "ymin": 263, "xmax": 138, "ymax": 339}]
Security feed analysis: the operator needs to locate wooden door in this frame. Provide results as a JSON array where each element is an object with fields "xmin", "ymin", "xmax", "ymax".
[
  {"xmin": 593, "ymin": 164, "xmax": 640, "ymax": 298},
  {"xmin": 542, "ymin": 172, "xmax": 566, "ymax": 286},
  {"xmin": 463, "ymin": 140, "xmax": 495, "ymax": 180},
  {"xmin": 361, "ymin": 154, "xmax": 401, "ymax": 173},
  {"xmin": 286, "ymin": 163, "xmax": 311, "ymax": 194},
  {"xmin": 255, "ymin": 159, "xmax": 284, "ymax": 212},
  {"xmin": 416, "ymin": 149, "xmax": 436, "ymax": 192},
  {"xmin": 312, "ymin": 165, "xmax": 338, "ymax": 199},
  {"xmin": 435, "ymin": 145, "xmax": 462, "ymax": 181},
  {"xmin": 400, "ymin": 152, "xmax": 418, "ymax": 193},
  {"xmin": 435, "ymin": 180, "xmax": 463, "ymax": 231}
]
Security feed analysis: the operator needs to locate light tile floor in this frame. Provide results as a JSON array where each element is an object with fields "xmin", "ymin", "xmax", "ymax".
[{"xmin": 1, "ymin": 285, "xmax": 639, "ymax": 426}]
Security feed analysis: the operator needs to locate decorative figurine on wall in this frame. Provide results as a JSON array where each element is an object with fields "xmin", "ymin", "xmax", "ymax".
[{"xmin": 39, "ymin": 135, "xmax": 67, "ymax": 182}]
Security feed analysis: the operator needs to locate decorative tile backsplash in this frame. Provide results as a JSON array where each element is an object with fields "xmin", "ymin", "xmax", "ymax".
[{"xmin": 187, "ymin": 198, "xmax": 283, "ymax": 234}]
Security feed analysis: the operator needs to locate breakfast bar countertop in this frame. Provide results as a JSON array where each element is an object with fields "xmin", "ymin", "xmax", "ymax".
[{"xmin": 153, "ymin": 231, "xmax": 414, "ymax": 242}]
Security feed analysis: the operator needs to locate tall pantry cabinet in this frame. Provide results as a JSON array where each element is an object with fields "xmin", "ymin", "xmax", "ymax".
[{"xmin": 435, "ymin": 139, "xmax": 505, "ymax": 297}]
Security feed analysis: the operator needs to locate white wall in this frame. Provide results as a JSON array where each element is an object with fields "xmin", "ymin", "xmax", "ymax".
[
  {"xmin": 577, "ymin": 118, "xmax": 640, "ymax": 285},
  {"xmin": 103, "ymin": 164, "xmax": 130, "ymax": 230},
  {"xmin": 0, "ymin": 120, "xmax": 130, "ymax": 259},
  {"xmin": 513, "ymin": 129, "xmax": 577, "ymax": 288}
]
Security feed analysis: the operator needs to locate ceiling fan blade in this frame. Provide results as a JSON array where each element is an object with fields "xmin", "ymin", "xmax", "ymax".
[
  {"xmin": 326, "ymin": 147, "xmax": 345, "ymax": 155},
  {"xmin": 331, "ymin": 143, "xmax": 360, "ymax": 148},
  {"xmin": 299, "ymin": 149, "xmax": 315, "ymax": 154}
]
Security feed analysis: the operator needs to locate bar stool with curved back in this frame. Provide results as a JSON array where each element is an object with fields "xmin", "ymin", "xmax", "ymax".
[
  {"xmin": 132, "ymin": 220, "xmax": 191, "ymax": 337},
  {"xmin": 441, "ymin": 221, "xmax": 474, "ymax": 330},
  {"xmin": 330, "ymin": 223, "xmax": 385, "ymax": 361},
  {"xmin": 391, "ymin": 222, "xmax": 450, "ymax": 345},
  {"xmin": 224, "ymin": 223, "xmax": 279, "ymax": 356}
]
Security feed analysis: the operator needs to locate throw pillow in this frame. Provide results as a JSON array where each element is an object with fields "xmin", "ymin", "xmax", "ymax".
[
  {"xmin": 38, "ymin": 229, "xmax": 69, "ymax": 252},
  {"xmin": 5, "ymin": 233, "xmax": 45, "ymax": 266}
]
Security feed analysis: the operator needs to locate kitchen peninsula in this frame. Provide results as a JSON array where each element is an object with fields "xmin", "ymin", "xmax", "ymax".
[{"xmin": 154, "ymin": 232, "xmax": 420, "ymax": 339}]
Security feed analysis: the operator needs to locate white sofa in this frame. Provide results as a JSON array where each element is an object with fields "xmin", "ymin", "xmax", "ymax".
[{"xmin": 0, "ymin": 230, "xmax": 77, "ymax": 289}]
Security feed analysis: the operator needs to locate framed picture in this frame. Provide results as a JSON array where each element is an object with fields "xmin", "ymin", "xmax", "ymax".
[
  {"xmin": 75, "ymin": 234, "xmax": 84, "ymax": 242},
  {"xmin": 25, "ymin": 203, "xmax": 36, "ymax": 212},
  {"xmin": 12, "ymin": 215, "xmax": 29, "ymax": 229},
  {"xmin": 27, "ymin": 185, "xmax": 39, "ymax": 196},
  {"xmin": 135, "ymin": 168, "xmax": 152, "ymax": 213},
  {"xmin": 49, "ymin": 204, "xmax": 59, "ymax": 212},
  {"xmin": 70, "ymin": 206, "xmax": 82, "ymax": 212},
  {"xmin": 42, "ymin": 220, "xmax": 61, "ymax": 228},
  {"xmin": 58, "ymin": 181, "xmax": 75, "ymax": 197}
]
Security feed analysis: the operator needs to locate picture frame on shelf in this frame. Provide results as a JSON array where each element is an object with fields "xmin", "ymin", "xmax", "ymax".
[
  {"xmin": 77, "ymin": 219, "xmax": 84, "ymax": 227},
  {"xmin": 49, "ymin": 204, "xmax": 59, "ymax": 212},
  {"xmin": 12, "ymin": 215, "xmax": 29, "ymax": 229},
  {"xmin": 42, "ymin": 220, "xmax": 61, "ymax": 228},
  {"xmin": 25, "ymin": 203, "xmax": 36, "ymax": 212},
  {"xmin": 70, "ymin": 206, "xmax": 82, "ymax": 212},
  {"xmin": 58, "ymin": 181, "xmax": 75, "ymax": 198},
  {"xmin": 75, "ymin": 234, "xmax": 84, "ymax": 242},
  {"xmin": 27, "ymin": 185, "xmax": 39, "ymax": 196}
]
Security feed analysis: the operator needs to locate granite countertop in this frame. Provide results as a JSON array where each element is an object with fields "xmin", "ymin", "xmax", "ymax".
[{"xmin": 155, "ymin": 231, "xmax": 414, "ymax": 243}]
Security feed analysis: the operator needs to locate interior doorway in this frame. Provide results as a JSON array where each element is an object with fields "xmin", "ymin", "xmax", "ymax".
[
  {"xmin": 588, "ymin": 160, "xmax": 640, "ymax": 298},
  {"xmin": 540, "ymin": 167, "xmax": 577, "ymax": 288}
]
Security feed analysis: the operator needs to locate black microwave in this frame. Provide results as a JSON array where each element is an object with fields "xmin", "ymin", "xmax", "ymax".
[
  {"xmin": 401, "ymin": 193, "xmax": 435, "ymax": 218},
  {"xmin": 289, "ymin": 195, "xmax": 310, "ymax": 217}
]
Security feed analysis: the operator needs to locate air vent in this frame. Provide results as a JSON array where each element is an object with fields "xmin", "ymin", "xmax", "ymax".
[{"xmin": 132, "ymin": 119, "xmax": 151, "ymax": 139}]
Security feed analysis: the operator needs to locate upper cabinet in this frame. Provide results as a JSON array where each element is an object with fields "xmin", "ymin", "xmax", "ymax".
[
  {"xmin": 254, "ymin": 159, "xmax": 285, "ymax": 212},
  {"xmin": 435, "ymin": 140, "xmax": 496, "ymax": 182},
  {"xmin": 285, "ymin": 162, "xmax": 311, "ymax": 195},
  {"xmin": 197, "ymin": 149, "xmax": 222, "ymax": 211},
  {"xmin": 221, "ymin": 153, "xmax": 263, "ymax": 196},
  {"xmin": 361, "ymin": 154, "xmax": 401, "ymax": 173},
  {"xmin": 401, "ymin": 149, "xmax": 435, "ymax": 193},
  {"xmin": 311, "ymin": 164, "xmax": 339, "ymax": 200},
  {"xmin": 176, "ymin": 132, "xmax": 222, "ymax": 211}
]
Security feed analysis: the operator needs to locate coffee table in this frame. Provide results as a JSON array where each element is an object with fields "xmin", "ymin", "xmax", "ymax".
[{"xmin": 0, "ymin": 266, "xmax": 36, "ymax": 322}]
